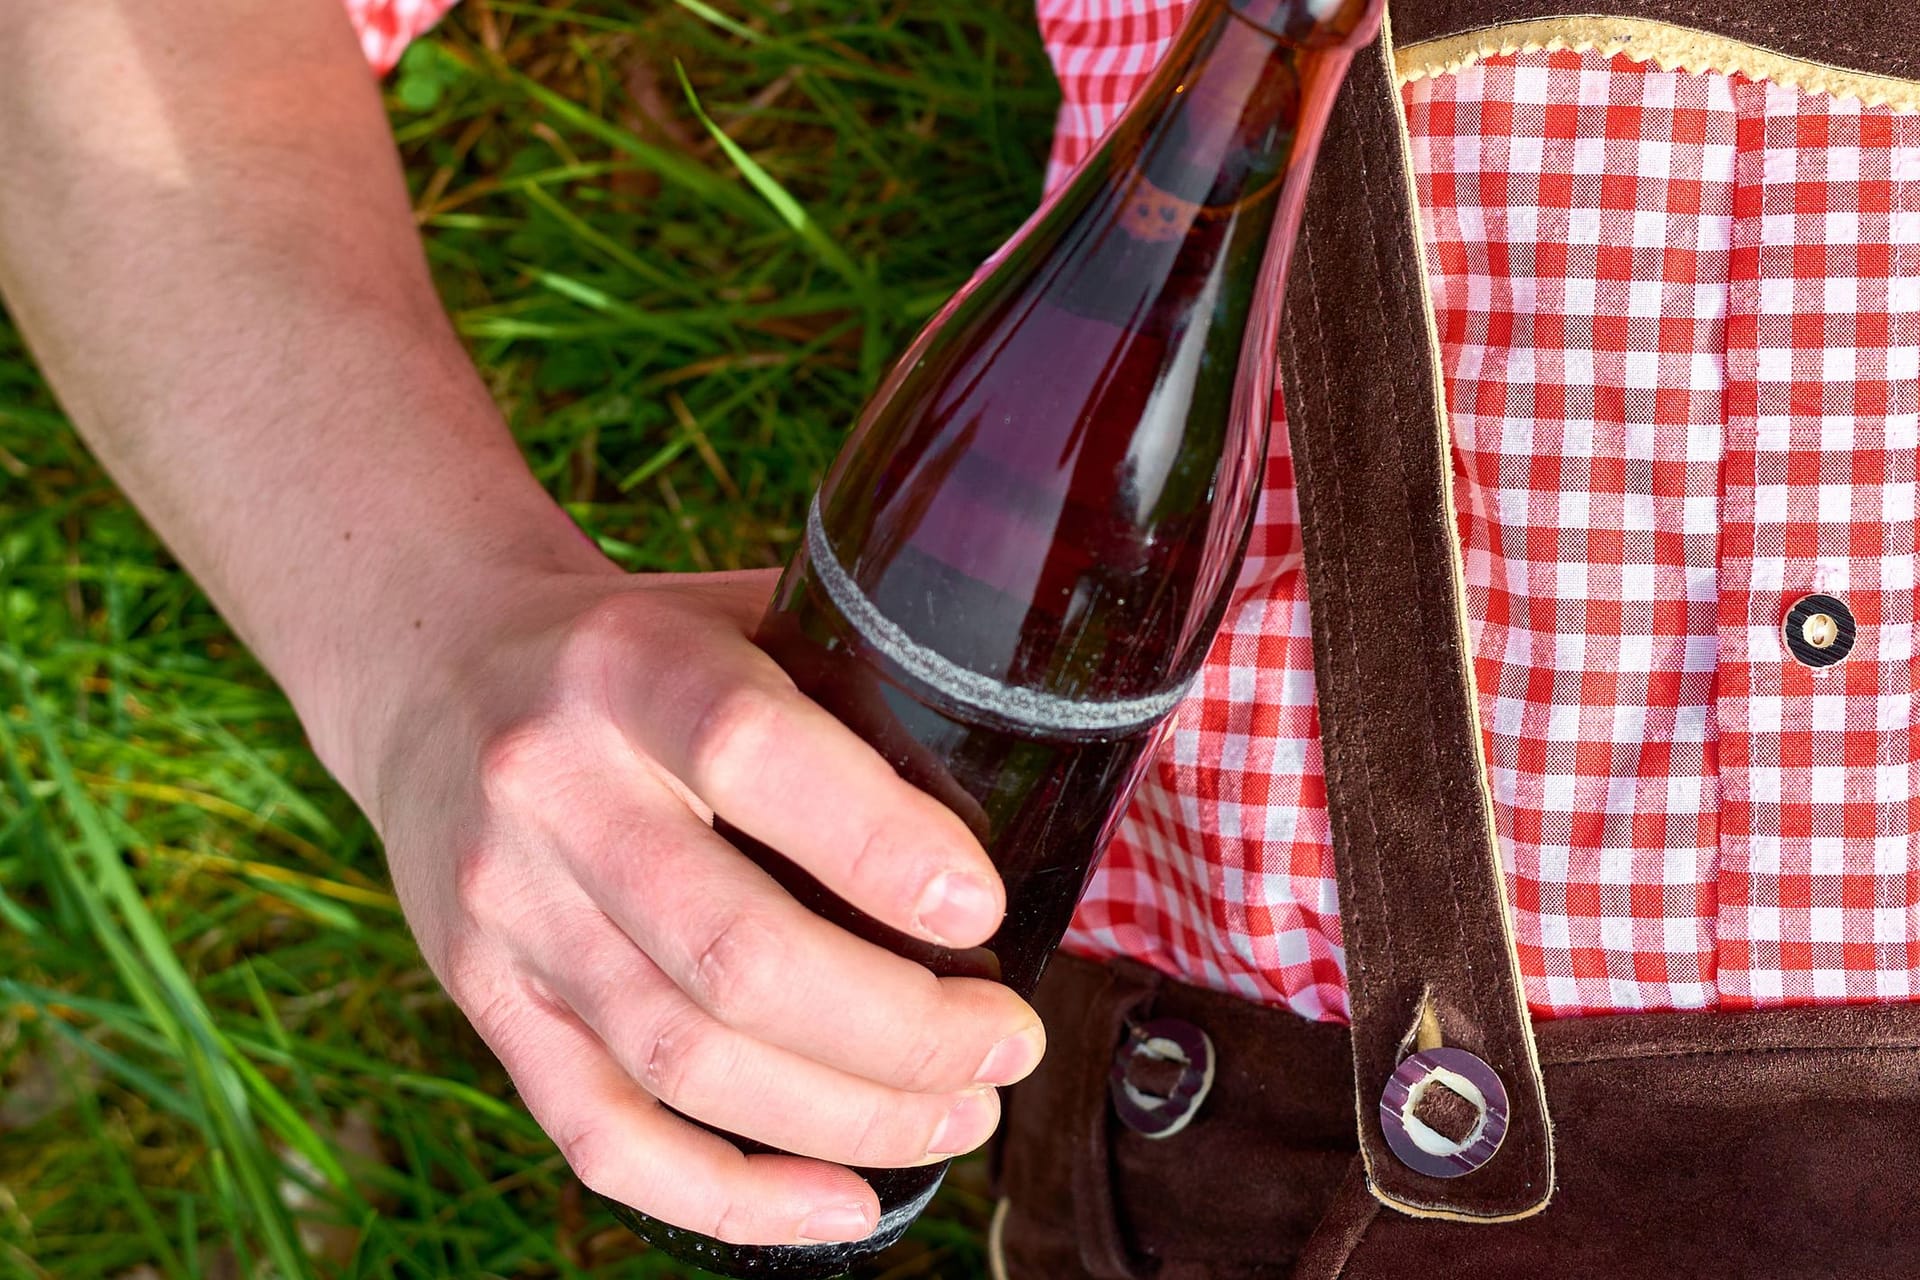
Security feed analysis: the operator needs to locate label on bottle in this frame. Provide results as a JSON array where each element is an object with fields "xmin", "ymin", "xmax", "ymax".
[
  {"xmin": 1119, "ymin": 170, "xmax": 1289, "ymax": 243},
  {"xmin": 807, "ymin": 496, "xmax": 1195, "ymax": 736}
]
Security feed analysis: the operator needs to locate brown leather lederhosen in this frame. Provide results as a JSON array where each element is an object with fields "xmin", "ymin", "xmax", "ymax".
[{"xmin": 991, "ymin": 3, "xmax": 1920, "ymax": 1276}]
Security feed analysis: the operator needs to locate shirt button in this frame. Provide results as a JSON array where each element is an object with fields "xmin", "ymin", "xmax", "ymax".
[
  {"xmin": 1783, "ymin": 593, "xmax": 1856, "ymax": 668},
  {"xmin": 1379, "ymin": 1047, "xmax": 1510, "ymax": 1178}
]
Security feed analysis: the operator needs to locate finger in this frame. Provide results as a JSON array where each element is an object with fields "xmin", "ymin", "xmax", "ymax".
[
  {"xmin": 525, "ymin": 913, "xmax": 1003, "ymax": 1168},
  {"xmin": 461, "ymin": 964, "xmax": 884, "ymax": 1247},
  {"xmin": 617, "ymin": 614, "xmax": 1004, "ymax": 948},
  {"xmin": 557, "ymin": 776, "xmax": 1045, "ymax": 1092}
]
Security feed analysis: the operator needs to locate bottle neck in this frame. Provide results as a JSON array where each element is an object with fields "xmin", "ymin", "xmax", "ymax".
[
  {"xmin": 1125, "ymin": 0, "xmax": 1383, "ymax": 205},
  {"xmin": 1122, "ymin": 4, "xmax": 1301, "ymax": 226},
  {"xmin": 1229, "ymin": 0, "xmax": 1381, "ymax": 44}
]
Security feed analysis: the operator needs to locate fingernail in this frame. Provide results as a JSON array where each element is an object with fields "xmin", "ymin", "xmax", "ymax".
[
  {"xmin": 916, "ymin": 872, "xmax": 999, "ymax": 944},
  {"xmin": 928, "ymin": 1088, "xmax": 997, "ymax": 1158},
  {"xmin": 797, "ymin": 1203, "xmax": 876, "ymax": 1244},
  {"xmin": 975, "ymin": 1024, "xmax": 1046, "ymax": 1086}
]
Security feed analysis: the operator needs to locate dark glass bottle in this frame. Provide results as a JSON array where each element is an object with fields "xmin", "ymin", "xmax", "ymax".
[{"xmin": 612, "ymin": 0, "xmax": 1382, "ymax": 1274}]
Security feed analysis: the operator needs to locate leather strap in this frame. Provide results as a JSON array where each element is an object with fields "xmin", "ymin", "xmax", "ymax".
[
  {"xmin": 1273, "ymin": 16, "xmax": 1553, "ymax": 1221},
  {"xmin": 997, "ymin": 952, "xmax": 1920, "ymax": 1278}
]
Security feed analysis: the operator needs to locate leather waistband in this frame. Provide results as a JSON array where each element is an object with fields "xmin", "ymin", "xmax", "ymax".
[{"xmin": 994, "ymin": 950, "xmax": 1920, "ymax": 1280}]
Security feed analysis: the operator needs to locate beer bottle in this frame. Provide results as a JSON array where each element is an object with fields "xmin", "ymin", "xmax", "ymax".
[{"xmin": 614, "ymin": 0, "xmax": 1385, "ymax": 1272}]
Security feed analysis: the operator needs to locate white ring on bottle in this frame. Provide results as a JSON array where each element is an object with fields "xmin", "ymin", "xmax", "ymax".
[{"xmin": 805, "ymin": 496, "xmax": 1193, "ymax": 735}]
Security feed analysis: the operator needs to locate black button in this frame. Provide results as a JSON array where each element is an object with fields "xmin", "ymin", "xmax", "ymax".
[
  {"xmin": 1783, "ymin": 593, "xmax": 1856, "ymax": 668},
  {"xmin": 1109, "ymin": 1018, "xmax": 1215, "ymax": 1139}
]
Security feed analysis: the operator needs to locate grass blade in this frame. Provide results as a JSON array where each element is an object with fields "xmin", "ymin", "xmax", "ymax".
[{"xmin": 676, "ymin": 61, "xmax": 877, "ymax": 299}]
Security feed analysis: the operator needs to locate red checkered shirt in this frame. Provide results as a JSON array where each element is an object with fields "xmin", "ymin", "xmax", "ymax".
[
  {"xmin": 1037, "ymin": 1, "xmax": 1920, "ymax": 1022},
  {"xmin": 345, "ymin": 0, "xmax": 458, "ymax": 73},
  {"xmin": 357, "ymin": 2, "xmax": 1920, "ymax": 1022}
]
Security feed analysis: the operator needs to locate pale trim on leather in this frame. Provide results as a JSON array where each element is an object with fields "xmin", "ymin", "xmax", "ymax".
[
  {"xmin": 1359, "ymin": 6, "xmax": 1557, "ymax": 1226},
  {"xmin": 1396, "ymin": 14, "xmax": 1920, "ymax": 110}
]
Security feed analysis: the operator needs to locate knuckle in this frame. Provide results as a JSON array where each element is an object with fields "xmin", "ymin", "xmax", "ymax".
[
  {"xmin": 708, "ymin": 1199, "xmax": 767, "ymax": 1246},
  {"xmin": 843, "ymin": 823, "xmax": 909, "ymax": 907},
  {"xmin": 557, "ymin": 1121, "xmax": 625, "ymax": 1200},
  {"xmin": 890, "ymin": 1032, "xmax": 955, "ymax": 1094},
  {"xmin": 844, "ymin": 1099, "xmax": 907, "ymax": 1167},
  {"xmin": 434, "ymin": 928, "xmax": 494, "ymax": 1004},
  {"xmin": 559, "ymin": 596, "xmax": 644, "ymax": 671},
  {"xmin": 558, "ymin": 596, "xmax": 675, "ymax": 710},
  {"xmin": 448, "ymin": 834, "xmax": 551, "ymax": 937},
  {"xmin": 685, "ymin": 684, "xmax": 784, "ymax": 796},
  {"xmin": 636, "ymin": 1008, "xmax": 718, "ymax": 1105},
  {"xmin": 460, "ymin": 983, "xmax": 523, "ymax": 1049},
  {"xmin": 457, "ymin": 974, "xmax": 552, "ymax": 1066},
  {"xmin": 449, "ymin": 840, "xmax": 514, "ymax": 925},
  {"xmin": 476, "ymin": 721, "xmax": 569, "ymax": 812},
  {"xmin": 685, "ymin": 910, "xmax": 781, "ymax": 1028}
]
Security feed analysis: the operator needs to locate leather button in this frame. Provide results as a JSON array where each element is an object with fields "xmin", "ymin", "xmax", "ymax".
[
  {"xmin": 1379, "ymin": 1047, "xmax": 1510, "ymax": 1178},
  {"xmin": 1109, "ymin": 1018, "xmax": 1215, "ymax": 1139},
  {"xmin": 1784, "ymin": 593, "xmax": 1855, "ymax": 668}
]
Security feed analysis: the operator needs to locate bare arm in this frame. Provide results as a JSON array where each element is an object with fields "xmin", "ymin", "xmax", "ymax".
[
  {"xmin": 0, "ymin": 0, "xmax": 591, "ymax": 791},
  {"xmin": 0, "ymin": 0, "xmax": 1039, "ymax": 1246}
]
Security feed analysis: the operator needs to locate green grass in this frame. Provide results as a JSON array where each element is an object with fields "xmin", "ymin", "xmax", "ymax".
[{"xmin": 0, "ymin": 1, "xmax": 1059, "ymax": 1275}]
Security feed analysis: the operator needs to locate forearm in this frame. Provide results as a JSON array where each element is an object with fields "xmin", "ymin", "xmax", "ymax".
[{"xmin": 0, "ymin": 0, "xmax": 611, "ymax": 805}]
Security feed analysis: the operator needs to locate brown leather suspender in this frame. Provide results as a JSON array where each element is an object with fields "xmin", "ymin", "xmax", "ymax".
[{"xmin": 1274, "ymin": 18, "xmax": 1554, "ymax": 1222}]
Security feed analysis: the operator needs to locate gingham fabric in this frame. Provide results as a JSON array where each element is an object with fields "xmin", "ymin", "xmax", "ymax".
[
  {"xmin": 354, "ymin": 2, "xmax": 1920, "ymax": 1021},
  {"xmin": 1041, "ymin": 0, "xmax": 1920, "ymax": 1021}
]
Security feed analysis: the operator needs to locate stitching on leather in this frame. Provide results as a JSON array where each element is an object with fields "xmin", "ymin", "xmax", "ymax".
[
  {"xmin": 1294, "ymin": 195, "xmax": 1399, "ymax": 1022},
  {"xmin": 1301, "ymin": 137, "xmax": 1406, "ymax": 1055},
  {"xmin": 1360, "ymin": 16, "xmax": 1555, "ymax": 1218},
  {"xmin": 1391, "ymin": 2, "xmax": 1559, "ymax": 1170},
  {"xmin": 1314, "ymin": 47, "xmax": 1478, "ymax": 1217},
  {"xmin": 1392, "ymin": 20, "xmax": 1559, "ymax": 1202},
  {"xmin": 1330, "ymin": 50, "xmax": 1519, "ymax": 1220},
  {"xmin": 1354, "ymin": 52, "xmax": 1532, "ymax": 1219},
  {"xmin": 1288, "ymin": 24, "xmax": 1554, "ymax": 1224},
  {"xmin": 1293, "ymin": 197, "xmax": 1419, "ymax": 1215},
  {"xmin": 1547, "ymin": 1038, "xmax": 1920, "ymax": 1068},
  {"xmin": 1352, "ymin": 55, "xmax": 1493, "ymax": 1058},
  {"xmin": 1653, "ymin": 4, "xmax": 1876, "ymax": 58},
  {"xmin": 1335, "ymin": 68, "xmax": 1417, "ymax": 1025}
]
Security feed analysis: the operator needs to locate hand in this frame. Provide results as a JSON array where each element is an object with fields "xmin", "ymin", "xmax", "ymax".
[
  {"xmin": 367, "ymin": 567, "xmax": 1046, "ymax": 1246},
  {"xmin": 0, "ymin": 0, "xmax": 1044, "ymax": 1250}
]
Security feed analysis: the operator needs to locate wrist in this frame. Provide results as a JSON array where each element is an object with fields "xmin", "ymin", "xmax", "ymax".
[{"xmin": 281, "ymin": 486, "xmax": 621, "ymax": 820}]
